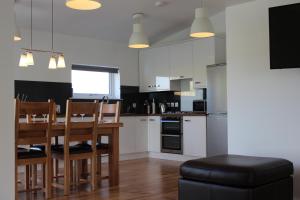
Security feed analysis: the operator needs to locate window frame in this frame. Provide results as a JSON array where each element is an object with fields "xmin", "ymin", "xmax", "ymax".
[{"xmin": 71, "ymin": 64, "xmax": 120, "ymax": 99}]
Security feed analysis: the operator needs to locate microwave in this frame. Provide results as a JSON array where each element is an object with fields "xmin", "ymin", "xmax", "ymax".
[{"xmin": 193, "ymin": 100, "xmax": 207, "ymax": 112}]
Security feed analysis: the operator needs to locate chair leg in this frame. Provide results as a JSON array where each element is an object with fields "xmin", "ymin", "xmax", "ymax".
[
  {"xmin": 32, "ymin": 164, "xmax": 37, "ymax": 190},
  {"xmin": 15, "ymin": 164, "xmax": 18, "ymax": 200},
  {"xmin": 91, "ymin": 157, "xmax": 97, "ymax": 191},
  {"xmin": 55, "ymin": 159, "xmax": 59, "ymax": 178},
  {"xmin": 70, "ymin": 160, "xmax": 74, "ymax": 186},
  {"xmin": 64, "ymin": 159, "xmax": 70, "ymax": 196},
  {"xmin": 25, "ymin": 165, "xmax": 30, "ymax": 190},
  {"xmin": 42, "ymin": 164, "xmax": 46, "ymax": 188},
  {"xmin": 97, "ymin": 156, "xmax": 101, "ymax": 178},
  {"xmin": 77, "ymin": 160, "xmax": 82, "ymax": 184},
  {"xmin": 45, "ymin": 160, "xmax": 52, "ymax": 199}
]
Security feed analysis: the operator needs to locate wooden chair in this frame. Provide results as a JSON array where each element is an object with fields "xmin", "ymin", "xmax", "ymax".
[
  {"xmin": 51, "ymin": 100, "xmax": 99, "ymax": 196},
  {"xmin": 97, "ymin": 101, "xmax": 120, "ymax": 180},
  {"xmin": 15, "ymin": 99, "xmax": 54, "ymax": 199}
]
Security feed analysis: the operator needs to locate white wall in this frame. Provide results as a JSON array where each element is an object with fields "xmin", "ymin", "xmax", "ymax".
[
  {"xmin": 14, "ymin": 29, "xmax": 139, "ymax": 86},
  {"xmin": 0, "ymin": 0, "xmax": 15, "ymax": 199},
  {"xmin": 226, "ymin": 0, "xmax": 300, "ymax": 199}
]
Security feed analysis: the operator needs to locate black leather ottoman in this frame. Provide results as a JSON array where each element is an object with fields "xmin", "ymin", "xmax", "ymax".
[{"xmin": 179, "ymin": 155, "xmax": 293, "ymax": 200}]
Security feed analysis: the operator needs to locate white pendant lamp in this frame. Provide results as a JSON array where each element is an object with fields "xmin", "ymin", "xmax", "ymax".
[
  {"xmin": 14, "ymin": 22, "xmax": 22, "ymax": 41},
  {"xmin": 19, "ymin": 53, "xmax": 28, "ymax": 67},
  {"xmin": 26, "ymin": 52, "xmax": 34, "ymax": 66},
  {"xmin": 66, "ymin": 0, "xmax": 102, "ymax": 10},
  {"xmin": 57, "ymin": 54, "xmax": 66, "ymax": 68},
  {"xmin": 128, "ymin": 13, "xmax": 150, "ymax": 49},
  {"xmin": 14, "ymin": 9, "xmax": 22, "ymax": 41},
  {"xmin": 190, "ymin": 1, "xmax": 215, "ymax": 38},
  {"xmin": 48, "ymin": 55, "xmax": 57, "ymax": 69}
]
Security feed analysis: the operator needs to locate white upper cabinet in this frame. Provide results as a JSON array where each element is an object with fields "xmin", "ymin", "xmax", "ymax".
[
  {"xmin": 183, "ymin": 116, "xmax": 207, "ymax": 157},
  {"xmin": 139, "ymin": 46, "xmax": 170, "ymax": 92},
  {"xmin": 169, "ymin": 41, "xmax": 194, "ymax": 80},
  {"xmin": 139, "ymin": 37, "xmax": 226, "ymax": 91},
  {"xmin": 193, "ymin": 37, "xmax": 226, "ymax": 88}
]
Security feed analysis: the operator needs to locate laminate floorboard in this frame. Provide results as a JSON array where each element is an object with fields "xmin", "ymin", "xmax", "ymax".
[{"xmin": 18, "ymin": 158, "xmax": 182, "ymax": 200}]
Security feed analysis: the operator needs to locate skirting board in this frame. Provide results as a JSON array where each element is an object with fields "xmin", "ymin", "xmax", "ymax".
[{"xmin": 148, "ymin": 152, "xmax": 199, "ymax": 162}]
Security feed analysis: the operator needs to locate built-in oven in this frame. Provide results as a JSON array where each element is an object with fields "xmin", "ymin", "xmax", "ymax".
[{"xmin": 161, "ymin": 116, "xmax": 183, "ymax": 154}]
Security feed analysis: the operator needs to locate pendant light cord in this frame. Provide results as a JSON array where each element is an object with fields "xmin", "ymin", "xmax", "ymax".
[
  {"xmin": 30, "ymin": 0, "xmax": 33, "ymax": 50},
  {"xmin": 51, "ymin": 0, "xmax": 54, "ymax": 52}
]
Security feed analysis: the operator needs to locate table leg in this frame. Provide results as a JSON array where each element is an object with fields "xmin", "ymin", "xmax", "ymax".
[{"xmin": 109, "ymin": 128, "xmax": 119, "ymax": 186}]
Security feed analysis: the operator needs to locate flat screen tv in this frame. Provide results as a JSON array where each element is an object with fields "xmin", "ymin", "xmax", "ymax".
[{"xmin": 269, "ymin": 3, "xmax": 300, "ymax": 69}]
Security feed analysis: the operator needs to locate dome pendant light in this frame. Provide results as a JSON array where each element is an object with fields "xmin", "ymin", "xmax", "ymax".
[
  {"xmin": 66, "ymin": 0, "xmax": 102, "ymax": 10},
  {"xmin": 190, "ymin": 0, "xmax": 215, "ymax": 38},
  {"xmin": 128, "ymin": 13, "xmax": 150, "ymax": 49}
]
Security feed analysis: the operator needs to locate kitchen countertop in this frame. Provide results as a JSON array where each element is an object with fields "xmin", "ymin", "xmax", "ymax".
[{"xmin": 121, "ymin": 112, "xmax": 207, "ymax": 117}]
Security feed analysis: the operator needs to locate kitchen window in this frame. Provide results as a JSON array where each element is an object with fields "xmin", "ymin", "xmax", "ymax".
[{"xmin": 71, "ymin": 64, "xmax": 120, "ymax": 99}]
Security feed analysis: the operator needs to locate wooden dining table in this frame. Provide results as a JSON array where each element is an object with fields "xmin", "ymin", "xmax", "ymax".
[{"xmin": 51, "ymin": 121, "xmax": 123, "ymax": 186}]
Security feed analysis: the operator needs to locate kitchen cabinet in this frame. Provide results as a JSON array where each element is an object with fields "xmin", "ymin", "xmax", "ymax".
[
  {"xmin": 119, "ymin": 117, "xmax": 137, "ymax": 154},
  {"xmin": 183, "ymin": 116, "xmax": 206, "ymax": 157},
  {"xmin": 193, "ymin": 37, "xmax": 226, "ymax": 88},
  {"xmin": 148, "ymin": 116, "xmax": 161, "ymax": 153},
  {"xmin": 169, "ymin": 41, "xmax": 193, "ymax": 80},
  {"xmin": 135, "ymin": 117, "xmax": 149, "ymax": 152},
  {"xmin": 139, "ymin": 46, "xmax": 170, "ymax": 92}
]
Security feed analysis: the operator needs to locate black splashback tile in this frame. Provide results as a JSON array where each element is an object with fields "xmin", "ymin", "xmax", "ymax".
[
  {"xmin": 121, "ymin": 86, "xmax": 181, "ymax": 114},
  {"xmin": 15, "ymin": 80, "xmax": 72, "ymax": 114}
]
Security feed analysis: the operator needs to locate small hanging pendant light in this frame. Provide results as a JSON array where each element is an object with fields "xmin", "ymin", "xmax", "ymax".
[
  {"xmin": 14, "ymin": 6, "xmax": 22, "ymax": 41},
  {"xmin": 19, "ymin": 53, "xmax": 28, "ymax": 67},
  {"xmin": 26, "ymin": 52, "xmax": 34, "ymax": 66},
  {"xmin": 66, "ymin": 0, "xmax": 102, "ymax": 10},
  {"xmin": 57, "ymin": 54, "xmax": 66, "ymax": 68},
  {"xmin": 48, "ymin": 55, "xmax": 57, "ymax": 69},
  {"xmin": 128, "ymin": 13, "xmax": 150, "ymax": 49},
  {"xmin": 190, "ymin": 0, "xmax": 215, "ymax": 38}
]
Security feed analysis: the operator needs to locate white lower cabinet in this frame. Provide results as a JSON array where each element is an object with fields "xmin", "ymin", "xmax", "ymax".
[
  {"xmin": 119, "ymin": 117, "xmax": 137, "ymax": 154},
  {"xmin": 148, "ymin": 116, "xmax": 161, "ymax": 153},
  {"xmin": 183, "ymin": 116, "xmax": 207, "ymax": 157},
  {"xmin": 135, "ymin": 117, "xmax": 149, "ymax": 152}
]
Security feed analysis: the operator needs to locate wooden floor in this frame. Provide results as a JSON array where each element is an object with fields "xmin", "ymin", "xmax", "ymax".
[{"xmin": 18, "ymin": 158, "xmax": 182, "ymax": 200}]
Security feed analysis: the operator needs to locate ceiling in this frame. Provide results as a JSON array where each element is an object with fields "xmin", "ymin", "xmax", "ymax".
[{"xmin": 15, "ymin": 0, "xmax": 251, "ymax": 44}]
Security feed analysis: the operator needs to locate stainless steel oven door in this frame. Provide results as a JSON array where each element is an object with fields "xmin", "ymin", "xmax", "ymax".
[
  {"xmin": 161, "ymin": 119, "xmax": 181, "ymax": 135},
  {"xmin": 161, "ymin": 134, "xmax": 182, "ymax": 154}
]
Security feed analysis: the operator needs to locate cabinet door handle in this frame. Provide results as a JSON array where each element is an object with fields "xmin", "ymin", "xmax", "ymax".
[
  {"xmin": 149, "ymin": 119, "xmax": 155, "ymax": 122},
  {"xmin": 180, "ymin": 76, "xmax": 185, "ymax": 79},
  {"xmin": 184, "ymin": 120, "xmax": 191, "ymax": 122}
]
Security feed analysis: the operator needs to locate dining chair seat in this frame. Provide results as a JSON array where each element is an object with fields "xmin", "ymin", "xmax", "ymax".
[
  {"xmin": 75, "ymin": 143, "xmax": 109, "ymax": 151},
  {"xmin": 18, "ymin": 147, "xmax": 46, "ymax": 159},
  {"xmin": 52, "ymin": 144, "xmax": 93, "ymax": 154}
]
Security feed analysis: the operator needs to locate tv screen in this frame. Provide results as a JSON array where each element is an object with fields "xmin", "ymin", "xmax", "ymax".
[{"xmin": 269, "ymin": 3, "xmax": 300, "ymax": 69}]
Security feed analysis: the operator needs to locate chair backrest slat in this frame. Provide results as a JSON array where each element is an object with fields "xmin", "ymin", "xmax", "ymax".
[
  {"xmin": 64, "ymin": 100, "xmax": 99, "ymax": 147},
  {"xmin": 15, "ymin": 99, "xmax": 53, "ymax": 146},
  {"xmin": 19, "ymin": 102, "xmax": 51, "ymax": 116},
  {"xmin": 99, "ymin": 101, "xmax": 120, "ymax": 123}
]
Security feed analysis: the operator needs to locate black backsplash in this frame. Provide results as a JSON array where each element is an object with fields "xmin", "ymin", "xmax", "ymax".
[
  {"xmin": 15, "ymin": 80, "xmax": 73, "ymax": 114},
  {"xmin": 121, "ymin": 86, "xmax": 181, "ymax": 114}
]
